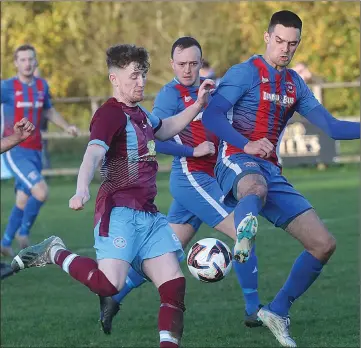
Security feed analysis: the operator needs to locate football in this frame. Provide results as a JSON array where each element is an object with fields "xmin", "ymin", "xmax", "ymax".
[{"xmin": 187, "ymin": 238, "xmax": 233, "ymax": 283}]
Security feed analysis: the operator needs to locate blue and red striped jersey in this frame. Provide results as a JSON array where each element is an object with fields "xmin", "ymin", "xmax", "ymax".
[
  {"xmin": 153, "ymin": 78, "xmax": 218, "ymax": 177},
  {"xmin": 1, "ymin": 76, "xmax": 52, "ymax": 150},
  {"xmin": 216, "ymin": 55, "xmax": 320, "ymax": 166}
]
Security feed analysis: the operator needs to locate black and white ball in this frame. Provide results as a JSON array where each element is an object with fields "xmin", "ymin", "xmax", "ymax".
[{"xmin": 187, "ymin": 238, "xmax": 233, "ymax": 283}]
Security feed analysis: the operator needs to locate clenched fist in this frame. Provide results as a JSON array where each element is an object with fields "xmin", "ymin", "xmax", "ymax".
[
  {"xmin": 193, "ymin": 141, "xmax": 216, "ymax": 157},
  {"xmin": 13, "ymin": 118, "xmax": 35, "ymax": 141}
]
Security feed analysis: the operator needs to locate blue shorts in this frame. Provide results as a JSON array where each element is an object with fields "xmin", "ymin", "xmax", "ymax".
[
  {"xmin": 3, "ymin": 147, "xmax": 44, "ymax": 195},
  {"xmin": 167, "ymin": 171, "xmax": 232, "ymax": 232},
  {"xmin": 215, "ymin": 154, "xmax": 313, "ymax": 229},
  {"xmin": 94, "ymin": 207, "xmax": 184, "ymax": 278}
]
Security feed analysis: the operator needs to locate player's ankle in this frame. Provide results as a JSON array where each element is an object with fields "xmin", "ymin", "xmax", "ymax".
[{"xmin": 50, "ymin": 245, "xmax": 66, "ymax": 264}]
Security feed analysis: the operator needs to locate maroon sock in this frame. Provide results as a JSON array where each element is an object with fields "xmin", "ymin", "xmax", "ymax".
[
  {"xmin": 158, "ymin": 277, "xmax": 186, "ymax": 348},
  {"xmin": 55, "ymin": 250, "xmax": 118, "ymax": 297}
]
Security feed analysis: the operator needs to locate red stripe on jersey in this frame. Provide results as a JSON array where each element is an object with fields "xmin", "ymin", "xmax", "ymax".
[
  {"xmin": 19, "ymin": 79, "xmax": 44, "ymax": 150},
  {"xmin": 174, "ymin": 83, "xmax": 217, "ymax": 176},
  {"xmin": 13, "ymin": 79, "xmax": 25, "ymax": 124},
  {"xmin": 27, "ymin": 85, "xmax": 34, "ymax": 123},
  {"xmin": 252, "ymin": 58, "xmax": 271, "ymax": 141}
]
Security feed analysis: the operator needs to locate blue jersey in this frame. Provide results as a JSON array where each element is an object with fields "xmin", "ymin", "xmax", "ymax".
[
  {"xmin": 216, "ymin": 55, "xmax": 320, "ymax": 165},
  {"xmin": 1, "ymin": 77, "xmax": 52, "ymax": 150},
  {"xmin": 153, "ymin": 78, "xmax": 218, "ymax": 176}
]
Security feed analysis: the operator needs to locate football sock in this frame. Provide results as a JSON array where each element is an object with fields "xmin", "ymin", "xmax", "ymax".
[
  {"xmin": 1, "ymin": 206, "xmax": 24, "ymax": 247},
  {"xmin": 234, "ymin": 194, "xmax": 263, "ymax": 231},
  {"xmin": 112, "ymin": 267, "xmax": 147, "ymax": 304},
  {"xmin": 269, "ymin": 250, "xmax": 323, "ymax": 317},
  {"xmin": 158, "ymin": 277, "xmax": 186, "ymax": 348},
  {"xmin": 233, "ymin": 245, "xmax": 260, "ymax": 315},
  {"xmin": 19, "ymin": 196, "xmax": 44, "ymax": 236},
  {"xmin": 54, "ymin": 249, "xmax": 118, "ymax": 297}
]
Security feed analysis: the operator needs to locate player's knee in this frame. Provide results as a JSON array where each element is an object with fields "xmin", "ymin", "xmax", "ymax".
[
  {"xmin": 87, "ymin": 269, "xmax": 121, "ymax": 297},
  {"xmin": 236, "ymin": 174, "xmax": 268, "ymax": 201},
  {"xmin": 320, "ymin": 234, "xmax": 336, "ymax": 260},
  {"xmin": 31, "ymin": 181, "xmax": 49, "ymax": 202}
]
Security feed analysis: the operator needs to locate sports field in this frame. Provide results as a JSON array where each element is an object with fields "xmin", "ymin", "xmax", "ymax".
[{"xmin": 1, "ymin": 164, "xmax": 359, "ymax": 347}]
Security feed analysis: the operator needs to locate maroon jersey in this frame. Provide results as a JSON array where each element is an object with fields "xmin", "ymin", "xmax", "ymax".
[{"xmin": 89, "ymin": 98, "xmax": 162, "ymax": 236}]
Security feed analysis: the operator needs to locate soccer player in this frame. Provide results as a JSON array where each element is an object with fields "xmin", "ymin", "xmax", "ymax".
[
  {"xmin": 1, "ymin": 117, "xmax": 35, "ymax": 280},
  {"xmin": 202, "ymin": 10, "xmax": 360, "ymax": 347},
  {"xmin": 11, "ymin": 44, "xmax": 214, "ymax": 348},
  {"xmin": 1, "ymin": 44, "xmax": 78, "ymax": 256},
  {"xmin": 100, "ymin": 37, "xmax": 262, "ymax": 335}
]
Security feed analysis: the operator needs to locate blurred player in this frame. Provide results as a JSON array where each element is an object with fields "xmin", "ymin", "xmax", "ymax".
[
  {"xmin": 100, "ymin": 36, "xmax": 262, "ymax": 334},
  {"xmin": 11, "ymin": 44, "xmax": 214, "ymax": 348},
  {"xmin": 1, "ymin": 117, "xmax": 35, "ymax": 280},
  {"xmin": 203, "ymin": 10, "xmax": 360, "ymax": 347},
  {"xmin": 1, "ymin": 45, "xmax": 78, "ymax": 256}
]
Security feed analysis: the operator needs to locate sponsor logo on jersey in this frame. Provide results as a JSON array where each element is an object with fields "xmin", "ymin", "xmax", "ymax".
[
  {"xmin": 184, "ymin": 96, "xmax": 192, "ymax": 103},
  {"xmin": 262, "ymin": 91, "xmax": 295, "ymax": 106},
  {"xmin": 261, "ymin": 76, "xmax": 269, "ymax": 83}
]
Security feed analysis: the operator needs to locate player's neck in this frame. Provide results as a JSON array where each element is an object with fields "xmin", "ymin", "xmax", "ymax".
[
  {"xmin": 113, "ymin": 94, "xmax": 137, "ymax": 107},
  {"xmin": 17, "ymin": 74, "xmax": 34, "ymax": 85},
  {"xmin": 262, "ymin": 54, "xmax": 285, "ymax": 72}
]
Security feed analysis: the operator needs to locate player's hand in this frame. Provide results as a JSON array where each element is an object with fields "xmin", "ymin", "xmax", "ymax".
[
  {"xmin": 13, "ymin": 118, "xmax": 35, "ymax": 141},
  {"xmin": 193, "ymin": 141, "xmax": 216, "ymax": 157},
  {"xmin": 195, "ymin": 79, "xmax": 215, "ymax": 108},
  {"xmin": 69, "ymin": 192, "xmax": 90, "ymax": 211},
  {"xmin": 66, "ymin": 125, "xmax": 79, "ymax": 137},
  {"xmin": 244, "ymin": 138, "xmax": 274, "ymax": 158}
]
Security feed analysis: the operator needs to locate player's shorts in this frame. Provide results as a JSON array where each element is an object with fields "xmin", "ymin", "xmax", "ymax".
[
  {"xmin": 167, "ymin": 170, "xmax": 233, "ymax": 232},
  {"xmin": 3, "ymin": 147, "xmax": 44, "ymax": 195},
  {"xmin": 215, "ymin": 154, "xmax": 313, "ymax": 229},
  {"xmin": 94, "ymin": 207, "xmax": 184, "ymax": 279}
]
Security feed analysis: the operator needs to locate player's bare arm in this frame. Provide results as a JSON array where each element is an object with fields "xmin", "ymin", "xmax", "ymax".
[
  {"xmin": 69, "ymin": 144, "xmax": 106, "ymax": 211},
  {"xmin": 155, "ymin": 79, "xmax": 214, "ymax": 140},
  {"xmin": 44, "ymin": 107, "xmax": 79, "ymax": 136},
  {"xmin": 0, "ymin": 118, "xmax": 35, "ymax": 154}
]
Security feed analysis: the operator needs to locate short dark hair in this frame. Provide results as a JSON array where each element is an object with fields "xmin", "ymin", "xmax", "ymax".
[
  {"xmin": 106, "ymin": 44, "xmax": 150, "ymax": 73},
  {"xmin": 14, "ymin": 44, "xmax": 36, "ymax": 60},
  {"xmin": 171, "ymin": 36, "xmax": 202, "ymax": 58},
  {"xmin": 268, "ymin": 10, "xmax": 302, "ymax": 33}
]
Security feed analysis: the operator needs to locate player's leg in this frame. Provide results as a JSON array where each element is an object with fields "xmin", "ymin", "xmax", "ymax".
[
  {"xmin": 17, "ymin": 150, "xmax": 48, "ymax": 248},
  {"xmin": 213, "ymin": 213, "xmax": 262, "ymax": 327},
  {"xmin": 172, "ymin": 171, "xmax": 262, "ymax": 325},
  {"xmin": 11, "ymin": 207, "xmax": 137, "ymax": 296},
  {"xmin": 257, "ymin": 165, "xmax": 335, "ymax": 347},
  {"xmin": 138, "ymin": 214, "xmax": 185, "ymax": 348},
  {"xmin": 1, "ymin": 190, "xmax": 29, "ymax": 256},
  {"xmin": 215, "ymin": 154, "xmax": 267, "ymax": 263},
  {"xmin": 143, "ymin": 253, "xmax": 185, "ymax": 348}
]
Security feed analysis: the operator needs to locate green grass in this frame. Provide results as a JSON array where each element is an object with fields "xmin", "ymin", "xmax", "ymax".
[{"xmin": 1, "ymin": 165, "xmax": 359, "ymax": 347}]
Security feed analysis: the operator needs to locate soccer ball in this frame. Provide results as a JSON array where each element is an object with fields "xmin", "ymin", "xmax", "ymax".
[{"xmin": 187, "ymin": 238, "xmax": 233, "ymax": 283}]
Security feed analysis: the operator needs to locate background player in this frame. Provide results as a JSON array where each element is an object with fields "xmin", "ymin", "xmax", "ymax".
[
  {"xmin": 203, "ymin": 10, "xmax": 360, "ymax": 347},
  {"xmin": 1, "ymin": 44, "xmax": 78, "ymax": 256},
  {"xmin": 99, "ymin": 36, "xmax": 262, "ymax": 334},
  {"xmin": 11, "ymin": 44, "xmax": 214, "ymax": 348},
  {"xmin": 0, "ymin": 117, "xmax": 35, "ymax": 280}
]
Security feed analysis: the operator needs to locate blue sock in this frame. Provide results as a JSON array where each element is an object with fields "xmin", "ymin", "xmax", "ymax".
[
  {"xmin": 269, "ymin": 250, "xmax": 323, "ymax": 317},
  {"xmin": 233, "ymin": 245, "xmax": 260, "ymax": 315},
  {"xmin": 19, "ymin": 197, "xmax": 44, "ymax": 236},
  {"xmin": 1, "ymin": 206, "xmax": 24, "ymax": 247},
  {"xmin": 112, "ymin": 267, "xmax": 147, "ymax": 304},
  {"xmin": 234, "ymin": 194, "xmax": 263, "ymax": 229}
]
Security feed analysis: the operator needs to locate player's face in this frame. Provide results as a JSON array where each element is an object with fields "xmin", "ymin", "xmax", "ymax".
[
  {"xmin": 14, "ymin": 50, "xmax": 37, "ymax": 78},
  {"xmin": 109, "ymin": 62, "xmax": 147, "ymax": 105},
  {"xmin": 264, "ymin": 24, "xmax": 301, "ymax": 69},
  {"xmin": 171, "ymin": 46, "xmax": 202, "ymax": 86}
]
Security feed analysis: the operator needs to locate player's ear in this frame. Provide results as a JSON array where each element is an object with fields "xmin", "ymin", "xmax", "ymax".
[
  {"xmin": 108, "ymin": 72, "xmax": 118, "ymax": 87},
  {"xmin": 264, "ymin": 31, "xmax": 270, "ymax": 44},
  {"xmin": 170, "ymin": 58, "xmax": 175, "ymax": 70}
]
